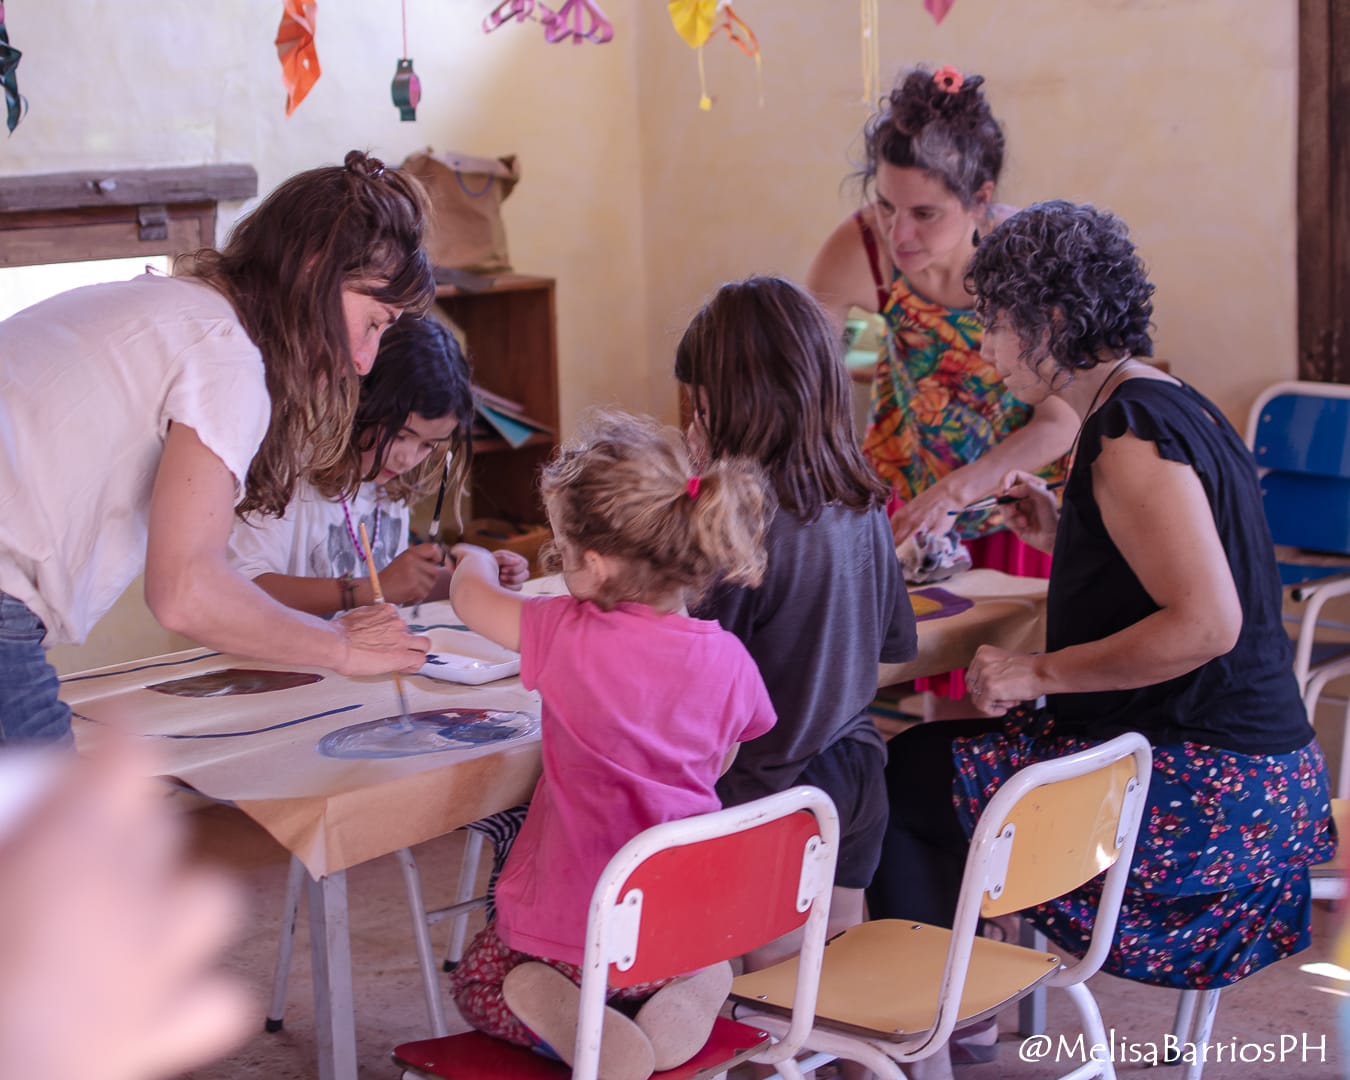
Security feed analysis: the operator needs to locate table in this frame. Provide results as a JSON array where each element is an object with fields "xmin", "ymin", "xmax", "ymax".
[
  {"xmin": 58, "ymin": 569, "xmax": 1046, "ymax": 1080},
  {"xmin": 880, "ymin": 568, "xmax": 1049, "ymax": 688}
]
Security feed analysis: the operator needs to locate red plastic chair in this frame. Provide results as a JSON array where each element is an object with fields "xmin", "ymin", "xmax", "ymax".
[{"xmin": 394, "ymin": 785, "xmax": 840, "ymax": 1079}]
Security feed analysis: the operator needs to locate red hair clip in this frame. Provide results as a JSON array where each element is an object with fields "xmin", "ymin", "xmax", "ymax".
[{"xmin": 687, "ymin": 475, "xmax": 702, "ymax": 500}]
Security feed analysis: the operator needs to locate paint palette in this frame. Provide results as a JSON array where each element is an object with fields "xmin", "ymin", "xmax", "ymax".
[{"xmin": 417, "ymin": 636, "xmax": 521, "ymax": 685}]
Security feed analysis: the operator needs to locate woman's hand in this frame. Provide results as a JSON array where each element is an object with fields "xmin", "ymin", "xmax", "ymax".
[
  {"xmin": 377, "ymin": 543, "xmax": 445, "ymax": 605},
  {"xmin": 889, "ymin": 483, "xmax": 966, "ymax": 546},
  {"xmin": 966, "ymin": 645, "xmax": 1044, "ymax": 716},
  {"xmin": 492, "ymin": 550, "xmax": 530, "ymax": 590},
  {"xmin": 334, "ymin": 603, "xmax": 429, "ymax": 675},
  {"xmin": 997, "ymin": 470, "xmax": 1060, "ymax": 553}
]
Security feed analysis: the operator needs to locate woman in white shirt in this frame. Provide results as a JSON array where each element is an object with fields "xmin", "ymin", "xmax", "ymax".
[{"xmin": 0, "ymin": 151, "xmax": 434, "ymax": 746}]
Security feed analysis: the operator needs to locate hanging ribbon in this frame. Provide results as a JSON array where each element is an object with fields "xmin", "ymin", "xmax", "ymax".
[
  {"xmin": 860, "ymin": 0, "xmax": 879, "ymax": 106},
  {"xmin": 925, "ymin": 0, "xmax": 956, "ymax": 25},
  {"xmin": 667, "ymin": 0, "xmax": 762, "ymax": 111},
  {"xmin": 0, "ymin": 2, "xmax": 26, "ymax": 134},
  {"xmin": 275, "ymin": 0, "xmax": 320, "ymax": 116}
]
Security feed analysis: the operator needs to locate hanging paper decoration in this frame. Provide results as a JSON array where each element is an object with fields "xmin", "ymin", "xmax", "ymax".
[
  {"xmin": 667, "ymin": 0, "xmax": 761, "ymax": 112},
  {"xmin": 925, "ymin": 0, "xmax": 956, "ymax": 24},
  {"xmin": 390, "ymin": 0, "xmax": 420, "ymax": 120},
  {"xmin": 860, "ymin": 0, "xmax": 880, "ymax": 106},
  {"xmin": 541, "ymin": 0, "xmax": 612, "ymax": 44},
  {"xmin": 0, "ymin": 2, "xmax": 26, "ymax": 134},
  {"xmin": 481, "ymin": 0, "xmax": 612, "ymax": 45},
  {"xmin": 483, "ymin": 0, "xmax": 534, "ymax": 33},
  {"xmin": 391, "ymin": 59, "xmax": 420, "ymax": 120},
  {"xmin": 275, "ymin": 0, "xmax": 320, "ymax": 116}
]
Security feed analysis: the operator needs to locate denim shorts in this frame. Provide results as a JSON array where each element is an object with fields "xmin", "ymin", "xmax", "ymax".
[
  {"xmin": 0, "ymin": 592, "xmax": 72, "ymax": 747},
  {"xmin": 796, "ymin": 735, "xmax": 888, "ymax": 890}
]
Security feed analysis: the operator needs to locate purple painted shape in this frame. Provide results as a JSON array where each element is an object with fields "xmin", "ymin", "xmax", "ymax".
[{"xmin": 910, "ymin": 586, "xmax": 974, "ymax": 622}]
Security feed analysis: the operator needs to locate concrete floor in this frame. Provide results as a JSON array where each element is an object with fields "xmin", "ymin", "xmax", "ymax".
[{"xmin": 179, "ymin": 802, "xmax": 1348, "ymax": 1080}]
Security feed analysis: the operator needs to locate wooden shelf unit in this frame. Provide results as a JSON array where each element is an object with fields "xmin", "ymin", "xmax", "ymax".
[{"xmin": 435, "ymin": 274, "xmax": 559, "ymax": 527}]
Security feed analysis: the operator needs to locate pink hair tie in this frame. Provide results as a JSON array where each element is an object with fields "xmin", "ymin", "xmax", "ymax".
[{"xmin": 687, "ymin": 475, "xmax": 702, "ymax": 500}]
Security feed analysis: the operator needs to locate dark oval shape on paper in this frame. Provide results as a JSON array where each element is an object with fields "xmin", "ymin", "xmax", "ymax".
[{"xmin": 147, "ymin": 669, "xmax": 325, "ymax": 698}]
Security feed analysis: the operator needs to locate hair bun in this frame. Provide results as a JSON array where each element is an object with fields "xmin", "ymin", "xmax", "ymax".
[
  {"xmin": 893, "ymin": 67, "xmax": 988, "ymax": 136},
  {"xmin": 344, "ymin": 150, "xmax": 388, "ymax": 179}
]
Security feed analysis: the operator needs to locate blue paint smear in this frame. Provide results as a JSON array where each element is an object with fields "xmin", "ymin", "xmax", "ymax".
[
  {"xmin": 62, "ymin": 652, "xmax": 225, "ymax": 683},
  {"xmin": 158, "ymin": 703, "xmax": 364, "ymax": 739}
]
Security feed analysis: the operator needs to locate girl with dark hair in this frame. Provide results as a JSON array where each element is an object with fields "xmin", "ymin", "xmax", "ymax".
[
  {"xmin": 872, "ymin": 204, "xmax": 1335, "ymax": 1070},
  {"xmin": 808, "ymin": 66, "xmax": 1079, "ymax": 711},
  {"xmin": 0, "ymin": 151, "xmax": 434, "ymax": 746},
  {"xmin": 230, "ymin": 317, "xmax": 528, "ymax": 613},
  {"xmin": 675, "ymin": 276, "xmax": 916, "ymax": 984}
]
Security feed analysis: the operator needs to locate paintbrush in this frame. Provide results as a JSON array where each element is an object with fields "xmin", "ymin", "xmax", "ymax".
[
  {"xmin": 358, "ymin": 521, "xmax": 414, "ymax": 730},
  {"xmin": 947, "ymin": 480, "xmax": 1066, "ymax": 515},
  {"xmin": 412, "ymin": 458, "xmax": 452, "ymax": 620}
]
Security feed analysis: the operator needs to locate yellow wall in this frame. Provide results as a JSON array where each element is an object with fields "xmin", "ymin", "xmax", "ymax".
[
  {"xmin": 8, "ymin": 1, "xmax": 1299, "ymax": 671},
  {"xmin": 634, "ymin": 0, "xmax": 1299, "ymax": 427}
]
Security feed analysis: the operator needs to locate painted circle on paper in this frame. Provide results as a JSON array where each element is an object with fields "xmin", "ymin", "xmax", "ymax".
[
  {"xmin": 317, "ymin": 708, "xmax": 539, "ymax": 759},
  {"xmin": 147, "ymin": 669, "xmax": 324, "ymax": 697}
]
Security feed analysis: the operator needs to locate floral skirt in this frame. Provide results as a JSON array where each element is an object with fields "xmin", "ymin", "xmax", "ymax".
[
  {"xmin": 449, "ymin": 924, "xmax": 673, "ymax": 1048},
  {"xmin": 951, "ymin": 710, "xmax": 1337, "ymax": 988}
]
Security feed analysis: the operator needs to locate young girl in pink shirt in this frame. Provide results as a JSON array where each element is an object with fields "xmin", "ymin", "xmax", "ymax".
[{"xmin": 446, "ymin": 409, "xmax": 777, "ymax": 1080}]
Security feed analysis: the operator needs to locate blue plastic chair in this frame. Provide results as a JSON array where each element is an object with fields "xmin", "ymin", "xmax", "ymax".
[{"xmin": 1247, "ymin": 380, "xmax": 1350, "ymax": 797}]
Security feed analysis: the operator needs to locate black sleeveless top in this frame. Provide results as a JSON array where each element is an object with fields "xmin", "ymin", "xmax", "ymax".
[{"xmin": 1046, "ymin": 378, "xmax": 1313, "ymax": 754}]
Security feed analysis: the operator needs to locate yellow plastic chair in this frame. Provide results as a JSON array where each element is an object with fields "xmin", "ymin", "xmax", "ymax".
[{"xmin": 730, "ymin": 732, "xmax": 1152, "ymax": 1080}]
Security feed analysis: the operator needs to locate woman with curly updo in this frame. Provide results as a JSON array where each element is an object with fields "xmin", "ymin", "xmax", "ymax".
[
  {"xmin": 870, "ymin": 203, "xmax": 1335, "ymax": 1050},
  {"xmin": 808, "ymin": 67, "xmax": 1077, "ymax": 548},
  {"xmin": 808, "ymin": 66, "xmax": 1078, "ymax": 713}
]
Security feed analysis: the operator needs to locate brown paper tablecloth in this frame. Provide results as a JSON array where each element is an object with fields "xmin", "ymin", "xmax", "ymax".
[
  {"xmin": 59, "ymin": 570, "xmax": 1044, "ymax": 878},
  {"xmin": 61, "ymin": 603, "xmax": 543, "ymax": 878}
]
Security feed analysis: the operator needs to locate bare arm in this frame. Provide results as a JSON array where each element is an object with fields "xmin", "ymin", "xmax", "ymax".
[
  {"xmin": 145, "ymin": 423, "xmax": 428, "ymax": 675},
  {"xmin": 448, "ymin": 544, "xmax": 525, "ymax": 652},
  {"xmin": 252, "ymin": 542, "xmax": 448, "ymax": 616},
  {"xmin": 969, "ymin": 431, "xmax": 1243, "ymax": 711},
  {"xmin": 890, "ymin": 394, "xmax": 1080, "ymax": 543},
  {"xmin": 804, "ymin": 209, "xmax": 885, "ymax": 330}
]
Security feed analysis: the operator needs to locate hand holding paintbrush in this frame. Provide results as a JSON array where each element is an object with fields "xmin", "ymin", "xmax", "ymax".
[{"xmin": 358, "ymin": 522, "xmax": 415, "ymax": 728}]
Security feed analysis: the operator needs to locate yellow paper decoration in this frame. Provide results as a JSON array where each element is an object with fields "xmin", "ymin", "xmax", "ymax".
[
  {"xmin": 667, "ymin": 0, "xmax": 762, "ymax": 111},
  {"xmin": 668, "ymin": 0, "xmax": 719, "ymax": 48}
]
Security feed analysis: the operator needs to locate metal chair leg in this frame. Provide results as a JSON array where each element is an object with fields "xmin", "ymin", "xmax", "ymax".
[
  {"xmin": 396, "ymin": 847, "xmax": 450, "ymax": 1037},
  {"xmin": 265, "ymin": 854, "xmax": 308, "ymax": 1032},
  {"xmin": 442, "ymin": 828, "xmax": 484, "ymax": 970},
  {"xmin": 1018, "ymin": 925, "xmax": 1048, "ymax": 1035}
]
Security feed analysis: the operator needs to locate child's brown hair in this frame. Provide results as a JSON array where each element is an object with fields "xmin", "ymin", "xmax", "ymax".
[
  {"xmin": 674, "ymin": 274, "xmax": 887, "ymax": 522},
  {"xmin": 540, "ymin": 409, "xmax": 768, "ymax": 610}
]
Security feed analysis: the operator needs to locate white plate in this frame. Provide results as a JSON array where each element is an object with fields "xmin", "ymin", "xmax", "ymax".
[{"xmin": 417, "ymin": 632, "xmax": 521, "ymax": 685}]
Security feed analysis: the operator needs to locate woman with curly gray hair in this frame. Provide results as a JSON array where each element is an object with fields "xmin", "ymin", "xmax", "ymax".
[{"xmin": 870, "ymin": 202, "xmax": 1335, "ymax": 1063}]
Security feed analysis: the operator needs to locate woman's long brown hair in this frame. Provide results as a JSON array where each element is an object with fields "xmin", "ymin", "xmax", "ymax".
[{"xmin": 178, "ymin": 150, "xmax": 435, "ymax": 517}]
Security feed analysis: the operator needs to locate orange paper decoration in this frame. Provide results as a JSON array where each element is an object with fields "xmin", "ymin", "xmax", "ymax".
[{"xmin": 276, "ymin": 0, "xmax": 320, "ymax": 116}]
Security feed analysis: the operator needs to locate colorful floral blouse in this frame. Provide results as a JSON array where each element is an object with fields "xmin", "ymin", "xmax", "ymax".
[{"xmin": 863, "ymin": 272, "xmax": 1035, "ymax": 538}]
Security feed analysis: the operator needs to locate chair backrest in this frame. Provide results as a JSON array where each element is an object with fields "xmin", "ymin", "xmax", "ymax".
[
  {"xmin": 573, "ymin": 786, "xmax": 839, "ymax": 1079},
  {"xmin": 1247, "ymin": 381, "xmax": 1350, "ymax": 556},
  {"xmin": 926, "ymin": 734, "xmax": 1151, "ymax": 1049}
]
